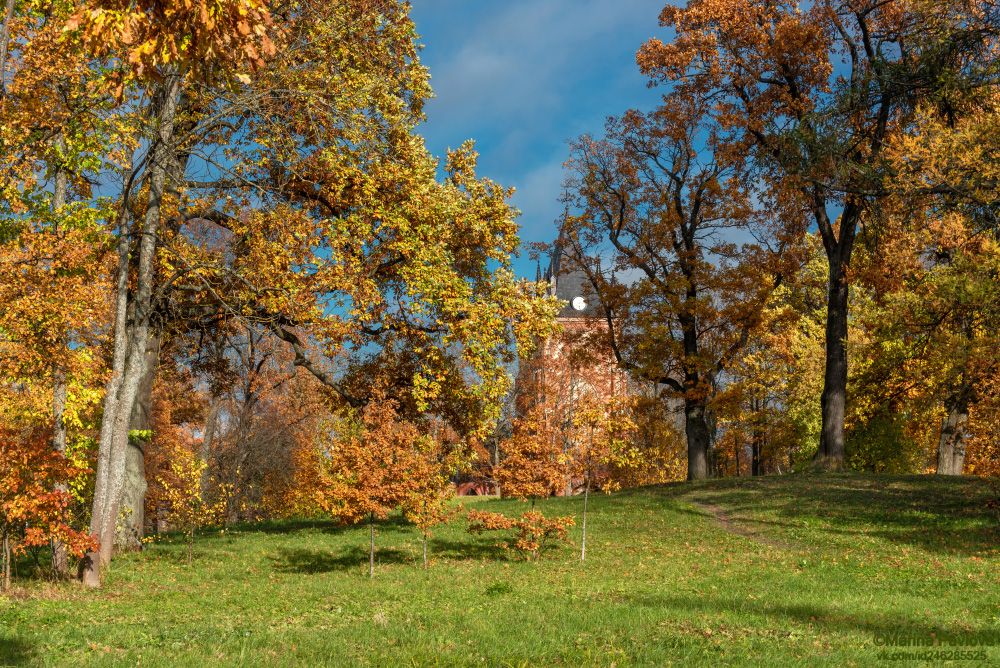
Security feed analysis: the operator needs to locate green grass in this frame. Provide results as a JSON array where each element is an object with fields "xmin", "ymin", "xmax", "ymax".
[{"xmin": 2, "ymin": 473, "xmax": 998, "ymax": 666}]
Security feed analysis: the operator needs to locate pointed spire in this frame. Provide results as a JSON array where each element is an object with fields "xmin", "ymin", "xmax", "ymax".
[{"xmin": 535, "ymin": 259, "xmax": 542, "ymax": 283}]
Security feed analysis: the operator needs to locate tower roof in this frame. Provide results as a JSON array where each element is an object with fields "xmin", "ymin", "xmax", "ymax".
[{"xmin": 544, "ymin": 241, "xmax": 601, "ymax": 319}]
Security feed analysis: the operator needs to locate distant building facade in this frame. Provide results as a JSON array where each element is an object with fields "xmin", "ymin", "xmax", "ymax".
[{"xmin": 511, "ymin": 246, "xmax": 688, "ymax": 490}]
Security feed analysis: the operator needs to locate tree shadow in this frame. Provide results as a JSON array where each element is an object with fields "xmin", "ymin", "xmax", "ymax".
[
  {"xmin": 0, "ymin": 634, "xmax": 35, "ymax": 666},
  {"xmin": 269, "ymin": 546, "xmax": 414, "ymax": 574},
  {"xmin": 650, "ymin": 474, "xmax": 1000, "ymax": 557},
  {"xmin": 428, "ymin": 537, "xmax": 510, "ymax": 562},
  {"xmin": 626, "ymin": 591, "xmax": 1000, "ymax": 646}
]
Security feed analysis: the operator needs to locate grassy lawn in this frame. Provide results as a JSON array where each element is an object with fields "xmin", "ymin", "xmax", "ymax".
[{"xmin": 2, "ymin": 473, "xmax": 998, "ymax": 666}]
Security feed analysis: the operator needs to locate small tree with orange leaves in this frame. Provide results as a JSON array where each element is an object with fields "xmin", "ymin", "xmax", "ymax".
[
  {"xmin": 494, "ymin": 404, "xmax": 569, "ymax": 503},
  {"xmin": 0, "ymin": 428, "xmax": 94, "ymax": 590},
  {"xmin": 316, "ymin": 399, "xmax": 426, "ymax": 577},
  {"xmin": 401, "ymin": 436, "xmax": 461, "ymax": 569},
  {"xmin": 469, "ymin": 405, "xmax": 575, "ymax": 560}
]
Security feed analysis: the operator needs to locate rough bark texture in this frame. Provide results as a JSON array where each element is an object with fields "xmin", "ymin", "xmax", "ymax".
[
  {"xmin": 116, "ymin": 335, "xmax": 160, "ymax": 550},
  {"xmin": 2, "ymin": 527, "xmax": 10, "ymax": 591},
  {"xmin": 0, "ymin": 0, "xmax": 15, "ymax": 97},
  {"xmin": 50, "ymin": 142, "xmax": 70, "ymax": 576},
  {"xmin": 936, "ymin": 391, "xmax": 970, "ymax": 476},
  {"xmin": 816, "ymin": 251, "xmax": 850, "ymax": 470},
  {"xmin": 751, "ymin": 424, "xmax": 763, "ymax": 477},
  {"xmin": 812, "ymin": 192, "xmax": 860, "ymax": 471},
  {"xmin": 82, "ymin": 73, "xmax": 181, "ymax": 588},
  {"xmin": 685, "ymin": 397, "xmax": 710, "ymax": 480},
  {"xmin": 50, "ymin": 369, "xmax": 69, "ymax": 574}
]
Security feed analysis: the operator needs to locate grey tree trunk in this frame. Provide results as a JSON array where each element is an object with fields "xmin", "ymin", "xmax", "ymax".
[
  {"xmin": 116, "ymin": 334, "xmax": 161, "ymax": 550},
  {"xmin": 51, "ymin": 370, "xmax": 69, "ymax": 574},
  {"xmin": 50, "ymin": 140, "xmax": 70, "ymax": 576},
  {"xmin": 751, "ymin": 421, "xmax": 763, "ymax": 477},
  {"xmin": 82, "ymin": 72, "xmax": 182, "ymax": 588},
  {"xmin": 817, "ymin": 255, "xmax": 849, "ymax": 469},
  {"xmin": 936, "ymin": 392, "xmax": 970, "ymax": 476},
  {"xmin": 684, "ymin": 397, "xmax": 710, "ymax": 480},
  {"xmin": 200, "ymin": 399, "xmax": 221, "ymax": 494},
  {"xmin": 0, "ymin": 0, "xmax": 15, "ymax": 97},
  {"xmin": 2, "ymin": 526, "xmax": 9, "ymax": 591}
]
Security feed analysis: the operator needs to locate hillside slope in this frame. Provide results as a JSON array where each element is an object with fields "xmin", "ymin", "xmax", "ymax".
[{"xmin": 2, "ymin": 474, "xmax": 998, "ymax": 666}]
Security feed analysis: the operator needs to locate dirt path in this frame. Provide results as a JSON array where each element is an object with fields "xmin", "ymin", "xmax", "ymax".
[{"xmin": 692, "ymin": 501, "xmax": 795, "ymax": 550}]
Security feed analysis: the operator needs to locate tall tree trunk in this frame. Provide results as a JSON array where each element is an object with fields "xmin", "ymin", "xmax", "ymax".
[
  {"xmin": 82, "ymin": 72, "xmax": 182, "ymax": 588},
  {"xmin": 936, "ymin": 390, "xmax": 970, "ymax": 476},
  {"xmin": 0, "ymin": 0, "xmax": 15, "ymax": 97},
  {"xmin": 50, "ymin": 140, "xmax": 71, "ymax": 576},
  {"xmin": 734, "ymin": 437, "xmax": 741, "ymax": 477},
  {"xmin": 116, "ymin": 334, "xmax": 160, "ymax": 550},
  {"xmin": 2, "ymin": 525, "xmax": 10, "ymax": 591},
  {"xmin": 200, "ymin": 398, "xmax": 221, "ymax": 494},
  {"xmin": 751, "ymin": 419, "xmax": 763, "ymax": 477},
  {"xmin": 817, "ymin": 254, "xmax": 849, "ymax": 469},
  {"xmin": 51, "ymin": 369, "xmax": 69, "ymax": 575},
  {"xmin": 684, "ymin": 397, "xmax": 710, "ymax": 480}
]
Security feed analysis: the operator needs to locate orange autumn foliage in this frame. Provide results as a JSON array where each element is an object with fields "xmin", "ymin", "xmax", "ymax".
[
  {"xmin": 314, "ymin": 399, "xmax": 430, "ymax": 526},
  {"xmin": 0, "ymin": 428, "xmax": 95, "ymax": 588},
  {"xmin": 494, "ymin": 404, "xmax": 569, "ymax": 500},
  {"xmin": 466, "ymin": 509, "xmax": 574, "ymax": 561}
]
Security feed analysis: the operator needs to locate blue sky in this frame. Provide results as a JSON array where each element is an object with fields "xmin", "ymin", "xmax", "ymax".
[{"xmin": 410, "ymin": 1, "xmax": 667, "ymax": 279}]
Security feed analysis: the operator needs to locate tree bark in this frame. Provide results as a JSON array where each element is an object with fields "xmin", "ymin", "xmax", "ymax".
[
  {"xmin": 2, "ymin": 525, "xmax": 10, "ymax": 591},
  {"xmin": 816, "ymin": 253, "xmax": 849, "ymax": 470},
  {"xmin": 0, "ymin": 0, "xmax": 15, "ymax": 97},
  {"xmin": 936, "ymin": 390, "xmax": 970, "ymax": 476},
  {"xmin": 685, "ymin": 397, "xmax": 710, "ymax": 480},
  {"xmin": 368, "ymin": 513, "xmax": 375, "ymax": 578},
  {"xmin": 82, "ymin": 72, "xmax": 182, "ymax": 588},
  {"xmin": 200, "ymin": 398, "xmax": 221, "ymax": 493},
  {"xmin": 51, "ymin": 369, "xmax": 69, "ymax": 575},
  {"xmin": 50, "ymin": 140, "xmax": 70, "ymax": 577},
  {"xmin": 751, "ymin": 419, "xmax": 763, "ymax": 477},
  {"xmin": 116, "ymin": 334, "xmax": 160, "ymax": 551}
]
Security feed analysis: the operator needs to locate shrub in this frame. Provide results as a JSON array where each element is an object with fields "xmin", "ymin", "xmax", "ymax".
[{"xmin": 467, "ymin": 509, "xmax": 574, "ymax": 560}]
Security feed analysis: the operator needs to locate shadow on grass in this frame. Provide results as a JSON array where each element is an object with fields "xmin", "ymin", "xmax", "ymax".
[
  {"xmin": 645, "ymin": 474, "xmax": 1000, "ymax": 557},
  {"xmin": 0, "ymin": 634, "xmax": 35, "ymax": 666},
  {"xmin": 627, "ymin": 591, "xmax": 1000, "ymax": 646},
  {"xmin": 428, "ymin": 537, "xmax": 509, "ymax": 562},
  {"xmin": 168, "ymin": 515, "xmax": 417, "ymax": 546},
  {"xmin": 269, "ymin": 546, "xmax": 414, "ymax": 574}
]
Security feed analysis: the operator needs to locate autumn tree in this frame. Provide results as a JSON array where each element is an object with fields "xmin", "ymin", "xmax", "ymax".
[
  {"xmin": 401, "ymin": 428, "xmax": 463, "ymax": 569},
  {"xmin": 0, "ymin": 0, "xmax": 118, "ymax": 575},
  {"xmin": 495, "ymin": 404, "xmax": 570, "ymax": 503},
  {"xmin": 849, "ymin": 198, "xmax": 1000, "ymax": 475},
  {"xmin": 0, "ymin": 428, "xmax": 94, "ymax": 590},
  {"xmin": 0, "ymin": 0, "xmax": 554, "ymax": 588},
  {"xmin": 154, "ymin": 443, "xmax": 231, "ymax": 565},
  {"xmin": 569, "ymin": 395, "xmax": 636, "ymax": 561},
  {"xmin": 315, "ymin": 399, "xmax": 427, "ymax": 578},
  {"xmin": 559, "ymin": 95, "xmax": 800, "ymax": 479},
  {"xmin": 639, "ymin": 0, "xmax": 1000, "ymax": 468}
]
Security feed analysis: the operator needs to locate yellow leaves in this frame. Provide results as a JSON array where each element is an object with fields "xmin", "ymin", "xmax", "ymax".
[{"xmin": 73, "ymin": 0, "xmax": 280, "ymax": 83}]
